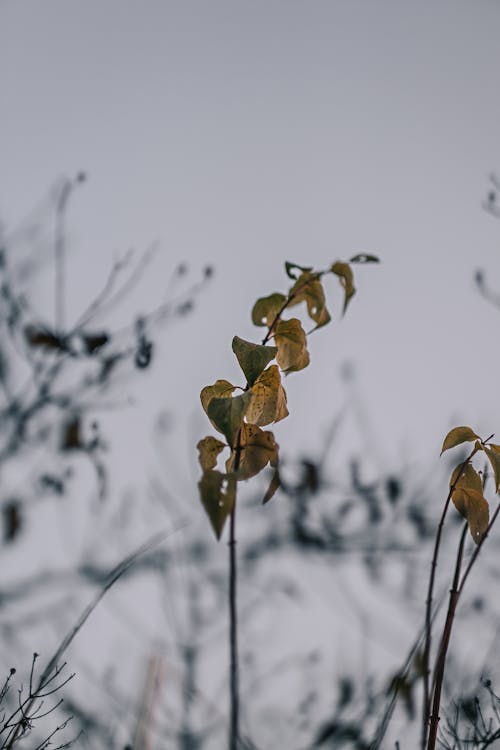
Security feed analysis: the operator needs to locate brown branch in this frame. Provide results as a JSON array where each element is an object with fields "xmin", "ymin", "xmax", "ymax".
[
  {"xmin": 421, "ymin": 445, "xmax": 479, "ymax": 749},
  {"xmin": 426, "ymin": 522, "xmax": 468, "ymax": 750},
  {"xmin": 228, "ymin": 430, "xmax": 242, "ymax": 750}
]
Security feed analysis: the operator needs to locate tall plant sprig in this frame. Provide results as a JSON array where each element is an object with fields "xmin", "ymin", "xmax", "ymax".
[
  {"xmin": 422, "ymin": 426, "xmax": 500, "ymax": 750},
  {"xmin": 196, "ymin": 254, "xmax": 379, "ymax": 749}
]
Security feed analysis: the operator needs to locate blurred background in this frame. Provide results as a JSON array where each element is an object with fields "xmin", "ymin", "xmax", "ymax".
[{"xmin": 1, "ymin": 2, "xmax": 500, "ymax": 748}]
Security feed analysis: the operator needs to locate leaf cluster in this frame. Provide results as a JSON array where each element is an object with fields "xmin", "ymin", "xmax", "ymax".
[
  {"xmin": 441, "ymin": 426, "xmax": 500, "ymax": 544},
  {"xmin": 197, "ymin": 256, "xmax": 378, "ymax": 539}
]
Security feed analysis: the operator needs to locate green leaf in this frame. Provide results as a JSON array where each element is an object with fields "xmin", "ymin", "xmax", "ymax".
[
  {"xmin": 200, "ymin": 379, "xmax": 235, "ymax": 415},
  {"xmin": 226, "ymin": 424, "xmax": 278, "ymax": 480},
  {"xmin": 231, "ymin": 336, "xmax": 277, "ymax": 386},
  {"xmin": 349, "ymin": 254, "xmax": 380, "ymax": 264},
  {"xmin": 331, "ymin": 261, "xmax": 356, "ymax": 315},
  {"xmin": 251, "ymin": 293, "xmax": 287, "ymax": 327},
  {"xmin": 198, "ymin": 470, "xmax": 236, "ymax": 539},
  {"xmin": 452, "ymin": 487, "xmax": 489, "ymax": 544},
  {"xmin": 441, "ymin": 426, "xmax": 480, "ymax": 455},
  {"xmin": 274, "ymin": 318, "xmax": 310, "ymax": 373},
  {"xmin": 450, "ymin": 462, "xmax": 483, "ymax": 494},
  {"xmin": 246, "ymin": 365, "xmax": 289, "ymax": 426},
  {"xmin": 287, "ymin": 271, "xmax": 331, "ymax": 329},
  {"xmin": 485, "ymin": 444, "xmax": 500, "ymax": 493},
  {"xmin": 285, "ymin": 261, "xmax": 313, "ymax": 280},
  {"xmin": 207, "ymin": 391, "xmax": 252, "ymax": 448},
  {"xmin": 197, "ymin": 436, "xmax": 226, "ymax": 471}
]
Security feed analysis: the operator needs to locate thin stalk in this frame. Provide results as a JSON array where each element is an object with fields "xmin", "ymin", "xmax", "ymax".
[
  {"xmin": 421, "ymin": 446, "xmax": 478, "ymax": 749},
  {"xmin": 426, "ymin": 522, "xmax": 468, "ymax": 750},
  {"xmin": 458, "ymin": 500, "xmax": 500, "ymax": 596},
  {"xmin": 226, "ymin": 271, "xmax": 326, "ymax": 749},
  {"xmin": 5, "ymin": 531, "xmax": 170, "ymax": 749},
  {"xmin": 228, "ymin": 431, "xmax": 242, "ymax": 750},
  {"xmin": 54, "ymin": 181, "xmax": 71, "ymax": 333},
  {"xmin": 228, "ymin": 502, "xmax": 239, "ymax": 750}
]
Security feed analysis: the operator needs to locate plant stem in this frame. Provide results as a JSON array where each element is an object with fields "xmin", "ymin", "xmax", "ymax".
[
  {"xmin": 426, "ymin": 522, "xmax": 468, "ymax": 750},
  {"xmin": 421, "ymin": 448, "xmax": 478, "ymax": 749},
  {"xmin": 55, "ymin": 180, "xmax": 71, "ymax": 333},
  {"xmin": 228, "ymin": 502, "xmax": 239, "ymax": 750},
  {"xmin": 228, "ymin": 431, "xmax": 243, "ymax": 750},
  {"xmin": 458, "ymin": 500, "xmax": 500, "ymax": 596},
  {"xmin": 421, "ymin": 492, "xmax": 452, "ymax": 748}
]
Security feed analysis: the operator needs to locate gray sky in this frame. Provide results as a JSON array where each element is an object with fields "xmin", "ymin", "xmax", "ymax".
[
  {"xmin": 2, "ymin": 0, "xmax": 500, "ymax": 486},
  {"xmin": 2, "ymin": 4, "xmax": 500, "ymax": 746}
]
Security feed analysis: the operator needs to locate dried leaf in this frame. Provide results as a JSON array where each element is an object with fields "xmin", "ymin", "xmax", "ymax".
[
  {"xmin": 246, "ymin": 365, "xmax": 289, "ymax": 426},
  {"xmin": 263, "ymin": 464, "xmax": 280, "ymax": 504},
  {"xmin": 349, "ymin": 254, "xmax": 380, "ymax": 264},
  {"xmin": 198, "ymin": 470, "xmax": 236, "ymax": 540},
  {"xmin": 485, "ymin": 444, "xmax": 500, "ymax": 493},
  {"xmin": 226, "ymin": 424, "xmax": 278, "ymax": 480},
  {"xmin": 274, "ymin": 318, "xmax": 310, "ymax": 373},
  {"xmin": 251, "ymin": 293, "xmax": 287, "ymax": 328},
  {"xmin": 24, "ymin": 325, "xmax": 66, "ymax": 351},
  {"xmin": 285, "ymin": 261, "xmax": 313, "ymax": 280},
  {"xmin": 441, "ymin": 426, "xmax": 480, "ymax": 455},
  {"xmin": 231, "ymin": 336, "xmax": 277, "ymax": 386},
  {"xmin": 452, "ymin": 487, "xmax": 489, "ymax": 544},
  {"xmin": 3, "ymin": 500, "xmax": 21, "ymax": 543},
  {"xmin": 200, "ymin": 379, "xmax": 235, "ymax": 415},
  {"xmin": 83, "ymin": 332, "xmax": 109, "ymax": 354},
  {"xmin": 450, "ymin": 463, "xmax": 483, "ymax": 494},
  {"xmin": 197, "ymin": 436, "xmax": 226, "ymax": 471},
  {"xmin": 61, "ymin": 416, "xmax": 81, "ymax": 451},
  {"xmin": 287, "ymin": 271, "xmax": 331, "ymax": 329},
  {"xmin": 331, "ymin": 261, "xmax": 356, "ymax": 315}
]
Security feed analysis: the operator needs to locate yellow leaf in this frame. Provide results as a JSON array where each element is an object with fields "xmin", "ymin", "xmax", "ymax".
[
  {"xmin": 198, "ymin": 470, "xmax": 236, "ymax": 540},
  {"xmin": 449, "ymin": 463, "xmax": 483, "ymax": 494},
  {"xmin": 440, "ymin": 426, "xmax": 480, "ymax": 455},
  {"xmin": 452, "ymin": 487, "xmax": 489, "ymax": 544},
  {"xmin": 451, "ymin": 487, "xmax": 469, "ymax": 517},
  {"xmin": 485, "ymin": 445, "xmax": 500, "ymax": 493},
  {"xmin": 226, "ymin": 424, "xmax": 278, "ymax": 480},
  {"xmin": 197, "ymin": 436, "xmax": 226, "ymax": 471},
  {"xmin": 287, "ymin": 271, "xmax": 331, "ymax": 329},
  {"xmin": 246, "ymin": 365, "xmax": 289, "ymax": 426},
  {"xmin": 251, "ymin": 293, "xmax": 287, "ymax": 328},
  {"xmin": 200, "ymin": 379, "xmax": 235, "ymax": 415},
  {"xmin": 331, "ymin": 261, "xmax": 356, "ymax": 315},
  {"xmin": 274, "ymin": 318, "xmax": 310, "ymax": 373}
]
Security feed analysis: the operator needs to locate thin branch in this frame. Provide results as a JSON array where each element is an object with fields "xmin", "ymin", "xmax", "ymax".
[
  {"xmin": 54, "ymin": 180, "xmax": 71, "ymax": 333},
  {"xmin": 421, "ymin": 446, "xmax": 479, "ymax": 749},
  {"xmin": 427, "ymin": 522, "xmax": 468, "ymax": 750},
  {"xmin": 229, "ymin": 432, "xmax": 242, "ymax": 750},
  {"xmin": 4, "ymin": 528, "xmax": 177, "ymax": 749},
  {"xmin": 72, "ymin": 250, "xmax": 134, "ymax": 329},
  {"xmin": 458, "ymin": 501, "xmax": 500, "ymax": 596}
]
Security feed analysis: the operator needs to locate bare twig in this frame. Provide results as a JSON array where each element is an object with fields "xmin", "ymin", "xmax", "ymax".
[{"xmin": 4, "ymin": 528, "xmax": 176, "ymax": 748}]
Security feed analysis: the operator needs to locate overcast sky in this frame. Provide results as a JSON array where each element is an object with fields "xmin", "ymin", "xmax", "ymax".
[
  {"xmin": 3, "ymin": 5, "xmax": 500, "ymax": 747},
  {"xmin": 2, "ymin": 0, "xmax": 500, "ymax": 494}
]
